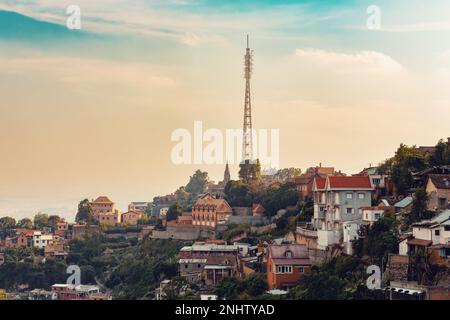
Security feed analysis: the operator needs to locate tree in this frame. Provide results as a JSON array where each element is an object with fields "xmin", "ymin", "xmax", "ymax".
[
  {"xmin": 380, "ymin": 144, "xmax": 426, "ymax": 195},
  {"xmin": 48, "ymin": 215, "xmax": 61, "ymax": 230},
  {"xmin": 272, "ymin": 168, "xmax": 302, "ymax": 182},
  {"xmin": 185, "ymin": 170, "xmax": 209, "ymax": 197},
  {"xmin": 16, "ymin": 218, "xmax": 33, "ymax": 229},
  {"xmin": 354, "ymin": 215, "xmax": 399, "ymax": 266},
  {"xmin": 0, "ymin": 217, "xmax": 17, "ymax": 239},
  {"xmin": 166, "ymin": 203, "xmax": 183, "ymax": 222},
  {"xmin": 257, "ymin": 182, "xmax": 299, "ymax": 216},
  {"xmin": 429, "ymin": 139, "xmax": 450, "ymax": 166},
  {"xmin": 224, "ymin": 180, "xmax": 254, "ymax": 207},
  {"xmin": 75, "ymin": 199, "xmax": 94, "ymax": 224},
  {"xmin": 239, "ymin": 159, "xmax": 261, "ymax": 184},
  {"xmin": 407, "ymin": 188, "xmax": 434, "ymax": 227},
  {"xmin": 33, "ymin": 213, "xmax": 49, "ymax": 229}
]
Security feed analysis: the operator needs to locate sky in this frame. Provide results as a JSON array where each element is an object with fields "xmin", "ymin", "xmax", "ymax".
[{"xmin": 1, "ymin": 0, "xmax": 450, "ymax": 220}]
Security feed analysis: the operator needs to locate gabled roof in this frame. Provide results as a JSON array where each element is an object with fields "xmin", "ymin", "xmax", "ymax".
[
  {"xmin": 394, "ymin": 196, "xmax": 413, "ymax": 208},
  {"xmin": 313, "ymin": 177, "xmax": 326, "ymax": 191},
  {"xmin": 269, "ymin": 244, "xmax": 311, "ymax": 266},
  {"xmin": 327, "ymin": 176, "xmax": 372, "ymax": 190},
  {"xmin": 92, "ymin": 196, "xmax": 114, "ymax": 204},
  {"xmin": 427, "ymin": 174, "xmax": 450, "ymax": 190}
]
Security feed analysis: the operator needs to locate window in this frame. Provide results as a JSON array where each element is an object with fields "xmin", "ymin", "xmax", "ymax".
[
  {"xmin": 299, "ymin": 267, "xmax": 304, "ymax": 273},
  {"xmin": 374, "ymin": 213, "xmax": 381, "ymax": 220},
  {"xmin": 445, "ymin": 226, "xmax": 450, "ymax": 231},
  {"xmin": 185, "ymin": 264, "xmax": 188, "ymax": 269},
  {"xmin": 358, "ymin": 193, "xmax": 365, "ymax": 200},
  {"xmin": 346, "ymin": 193, "xmax": 353, "ymax": 199},
  {"xmin": 346, "ymin": 208, "xmax": 353, "ymax": 214},
  {"xmin": 435, "ymin": 230, "xmax": 440, "ymax": 236},
  {"xmin": 285, "ymin": 250, "xmax": 293, "ymax": 258},
  {"xmin": 372, "ymin": 178, "xmax": 381, "ymax": 185},
  {"xmin": 276, "ymin": 265, "xmax": 293, "ymax": 274}
]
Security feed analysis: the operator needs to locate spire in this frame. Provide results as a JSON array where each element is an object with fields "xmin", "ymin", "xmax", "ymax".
[{"xmin": 224, "ymin": 162, "xmax": 231, "ymax": 185}]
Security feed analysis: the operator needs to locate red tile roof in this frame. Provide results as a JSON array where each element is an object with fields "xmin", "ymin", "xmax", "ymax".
[
  {"xmin": 314, "ymin": 177, "xmax": 326, "ymax": 190},
  {"xmin": 92, "ymin": 196, "xmax": 113, "ymax": 203},
  {"xmin": 327, "ymin": 176, "xmax": 372, "ymax": 189}
]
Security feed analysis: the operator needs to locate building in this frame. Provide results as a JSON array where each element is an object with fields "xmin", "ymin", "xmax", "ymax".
[
  {"xmin": 89, "ymin": 196, "xmax": 121, "ymax": 223},
  {"xmin": 294, "ymin": 165, "xmax": 336, "ymax": 199},
  {"xmin": 179, "ymin": 242, "xmax": 238, "ymax": 259},
  {"xmin": 97, "ymin": 212, "xmax": 121, "ymax": 226},
  {"xmin": 55, "ymin": 220, "xmax": 68, "ymax": 238},
  {"xmin": 312, "ymin": 176, "xmax": 374, "ymax": 254},
  {"xmin": 192, "ymin": 194, "xmax": 233, "ymax": 229},
  {"xmin": 89, "ymin": 196, "xmax": 116, "ymax": 216},
  {"xmin": 361, "ymin": 206, "xmax": 394, "ymax": 226},
  {"xmin": 33, "ymin": 231, "xmax": 54, "ymax": 249},
  {"xmin": 51, "ymin": 284, "xmax": 100, "ymax": 300},
  {"xmin": 121, "ymin": 210, "xmax": 143, "ymax": 225},
  {"xmin": 426, "ymin": 174, "xmax": 450, "ymax": 212},
  {"xmin": 266, "ymin": 243, "xmax": 311, "ymax": 290},
  {"xmin": 44, "ymin": 243, "xmax": 68, "ymax": 259},
  {"xmin": 128, "ymin": 202, "xmax": 151, "ymax": 213},
  {"xmin": 202, "ymin": 255, "xmax": 239, "ymax": 285},
  {"xmin": 8, "ymin": 229, "xmax": 35, "ymax": 248},
  {"xmin": 208, "ymin": 163, "xmax": 231, "ymax": 197}
]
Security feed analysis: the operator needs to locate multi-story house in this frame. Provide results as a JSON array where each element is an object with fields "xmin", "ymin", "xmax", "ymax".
[
  {"xmin": 426, "ymin": 174, "xmax": 450, "ymax": 212},
  {"xmin": 312, "ymin": 176, "xmax": 373, "ymax": 254},
  {"xmin": 33, "ymin": 231, "xmax": 54, "ymax": 249},
  {"xmin": 191, "ymin": 194, "xmax": 233, "ymax": 229},
  {"xmin": 266, "ymin": 243, "xmax": 311, "ymax": 291},
  {"xmin": 121, "ymin": 210, "xmax": 143, "ymax": 225},
  {"xmin": 128, "ymin": 202, "xmax": 151, "ymax": 213}
]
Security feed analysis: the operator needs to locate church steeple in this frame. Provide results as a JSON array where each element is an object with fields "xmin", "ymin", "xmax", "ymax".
[{"xmin": 223, "ymin": 162, "xmax": 231, "ymax": 185}]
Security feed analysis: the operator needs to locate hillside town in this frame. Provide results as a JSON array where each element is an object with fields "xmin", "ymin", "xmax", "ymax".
[{"xmin": 0, "ymin": 138, "xmax": 450, "ymax": 300}]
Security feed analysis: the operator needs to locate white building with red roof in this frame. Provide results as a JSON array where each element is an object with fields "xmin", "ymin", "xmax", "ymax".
[{"xmin": 312, "ymin": 176, "xmax": 374, "ymax": 254}]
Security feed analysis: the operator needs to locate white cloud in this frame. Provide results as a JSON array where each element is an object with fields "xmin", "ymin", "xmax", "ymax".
[{"xmin": 295, "ymin": 48, "xmax": 403, "ymax": 75}]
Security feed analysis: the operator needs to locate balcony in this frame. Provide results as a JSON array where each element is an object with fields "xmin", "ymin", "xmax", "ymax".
[{"xmin": 296, "ymin": 226, "xmax": 318, "ymax": 239}]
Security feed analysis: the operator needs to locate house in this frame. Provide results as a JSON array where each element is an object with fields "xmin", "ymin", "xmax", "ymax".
[
  {"xmin": 8, "ymin": 229, "xmax": 35, "ymax": 248},
  {"xmin": 128, "ymin": 202, "xmax": 151, "ymax": 213},
  {"xmin": 89, "ymin": 196, "xmax": 121, "ymax": 223},
  {"xmin": 55, "ymin": 220, "xmax": 68, "ymax": 238},
  {"xmin": 51, "ymin": 284, "xmax": 100, "ymax": 300},
  {"xmin": 33, "ymin": 231, "xmax": 54, "ymax": 249},
  {"xmin": 426, "ymin": 174, "xmax": 450, "ymax": 212},
  {"xmin": 294, "ymin": 164, "xmax": 336, "ymax": 199},
  {"xmin": 179, "ymin": 258, "xmax": 207, "ymax": 283},
  {"xmin": 252, "ymin": 203, "xmax": 266, "ymax": 216},
  {"xmin": 191, "ymin": 193, "xmax": 233, "ymax": 229},
  {"xmin": 202, "ymin": 255, "xmax": 239, "ymax": 286},
  {"xmin": 312, "ymin": 176, "xmax": 374, "ymax": 254},
  {"xmin": 361, "ymin": 206, "xmax": 395, "ymax": 226},
  {"xmin": 44, "ymin": 243, "xmax": 68, "ymax": 259},
  {"xmin": 121, "ymin": 210, "xmax": 143, "ymax": 225},
  {"xmin": 89, "ymin": 196, "xmax": 116, "ymax": 217},
  {"xmin": 97, "ymin": 211, "xmax": 121, "ymax": 226},
  {"xmin": 266, "ymin": 243, "xmax": 311, "ymax": 290}
]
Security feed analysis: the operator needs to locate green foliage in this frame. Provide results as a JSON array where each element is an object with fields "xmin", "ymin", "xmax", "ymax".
[
  {"xmin": 225, "ymin": 180, "xmax": 254, "ymax": 207},
  {"xmin": 222, "ymin": 224, "xmax": 250, "ymax": 242},
  {"xmin": 271, "ymin": 168, "xmax": 302, "ymax": 182},
  {"xmin": 106, "ymin": 239, "xmax": 183, "ymax": 299},
  {"xmin": 33, "ymin": 212, "xmax": 50, "ymax": 229},
  {"xmin": 379, "ymin": 144, "xmax": 426, "ymax": 195},
  {"xmin": 75, "ymin": 199, "xmax": 94, "ymax": 224},
  {"xmin": 0, "ymin": 216, "xmax": 17, "ymax": 239},
  {"xmin": 406, "ymin": 188, "xmax": 434, "ymax": 227},
  {"xmin": 429, "ymin": 139, "xmax": 450, "ymax": 166},
  {"xmin": 185, "ymin": 170, "xmax": 209, "ymax": 198},
  {"xmin": 166, "ymin": 202, "xmax": 183, "ymax": 222},
  {"xmin": 289, "ymin": 256, "xmax": 375, "ymax": 300},
  {"xmin": 239, "ymin": 159, "xmax": 261, "ymax": 184},
  {"xmin": 257, "ymin": 182, "xmax": 299, "ymax": 217},
  {"xmin": 16, "ymin": 218, "xmax": 33, "ymax": 229},
  {"xmin": 354, "ymin": 215, "xmax": 399, "ymax": 266},
  {"xmin": 215, "ymin": 273, "xmax": 268, "ymax": 300}
]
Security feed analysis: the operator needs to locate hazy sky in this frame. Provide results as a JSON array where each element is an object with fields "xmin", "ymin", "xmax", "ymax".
[{"xmin": 1, "ymin": 0, "xmax": 450, "ymax": 220}]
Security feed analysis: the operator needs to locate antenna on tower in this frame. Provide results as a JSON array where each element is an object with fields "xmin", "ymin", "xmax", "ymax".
[{"xmin": 241, "ymin": 35, "xmax": 254, "ymax": 163}]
